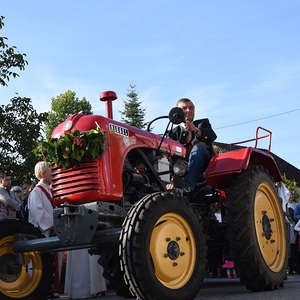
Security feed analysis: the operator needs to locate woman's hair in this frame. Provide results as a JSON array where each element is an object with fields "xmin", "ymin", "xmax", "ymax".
[
  {"xmin": 11, "ymin": 185, "xmax": 23, "ymax": 193},
  {"xmin": 11, "ymin": 185, "xmax": 24, "ymax": 200},
  {"xmin": 34, "ymin": 161, "xmax": 50, "ymax": 180}
]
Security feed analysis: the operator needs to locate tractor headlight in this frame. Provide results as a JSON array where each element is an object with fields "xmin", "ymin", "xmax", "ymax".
[{"xmin": 172, "ymin": 159, "xmax": 189, "ymax": 177}]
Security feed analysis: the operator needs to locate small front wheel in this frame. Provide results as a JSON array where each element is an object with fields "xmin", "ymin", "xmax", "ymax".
[{"xmin": 120, "ymin": 192, "xmax": 205, "ymax": 300}]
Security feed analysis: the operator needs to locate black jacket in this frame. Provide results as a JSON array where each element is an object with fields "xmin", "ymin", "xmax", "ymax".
[{"xmin": 168, "ymin": 118, "xmax": 217, "ymax": 157}]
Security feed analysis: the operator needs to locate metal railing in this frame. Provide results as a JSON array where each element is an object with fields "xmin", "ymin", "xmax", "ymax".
[{"xmin": 228, "ymin": 126, "xmax": 272, "ymax": 153}]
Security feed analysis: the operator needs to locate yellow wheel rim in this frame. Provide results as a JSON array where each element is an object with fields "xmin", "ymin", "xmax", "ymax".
[
  {"xmin": 0, "ymin": 235, "xmax": 43, "ymax": 298},
  {"xmin": 150, "ymin": 212, "xmax": 197, "ymax": 289},
  {"xmin": 254, "ymin": 182, "xmax": 286, "ymax": 272}
]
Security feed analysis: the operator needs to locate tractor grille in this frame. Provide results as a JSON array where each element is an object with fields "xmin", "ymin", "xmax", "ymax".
[{"xmin": 51, "ymin": 159, "xmax": 102, "ymax": 203}]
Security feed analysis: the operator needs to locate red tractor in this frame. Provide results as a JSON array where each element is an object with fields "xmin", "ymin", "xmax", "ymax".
[{"xmin": 1, "ymin": 91, "xmax": 288, "ymax": 300}]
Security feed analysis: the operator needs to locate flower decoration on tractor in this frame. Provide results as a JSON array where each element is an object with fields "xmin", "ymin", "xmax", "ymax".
[{"xmin": 34, "ymin": 123, "xmax": 107, "ymax": 169}]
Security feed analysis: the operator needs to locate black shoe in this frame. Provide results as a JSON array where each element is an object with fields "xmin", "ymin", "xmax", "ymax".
[{"xmin": 48, "ymin": 292, "xmax": 60, "ymax": 299}]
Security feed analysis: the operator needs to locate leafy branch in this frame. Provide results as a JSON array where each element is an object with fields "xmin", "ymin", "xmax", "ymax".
[{"xmin": 34, "ymin": 123, "xmax": 107, "ymax": 169}]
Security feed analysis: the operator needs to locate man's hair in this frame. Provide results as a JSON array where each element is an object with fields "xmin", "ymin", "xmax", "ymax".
[
  {"xmin": 0, "ymin": 170, "xmax": 10, "ymax": 179},
  {"xmin": 176, "ymin": 98, "xmax": 194, "ymax": 107},
  {"xmin": 34, "ymin": 161, "xmax": 50, "ymax": 180}
]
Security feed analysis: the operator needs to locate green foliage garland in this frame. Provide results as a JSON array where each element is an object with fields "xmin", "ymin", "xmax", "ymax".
[{"xmin": 34, "ymin": 123, "xmax": 106, "ymax": 169}]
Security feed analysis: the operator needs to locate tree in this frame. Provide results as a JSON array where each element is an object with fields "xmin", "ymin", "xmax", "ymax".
[
  {"xmin": 119, "ymin": 83, "xmax": 146, "ymax": 129},
  {"xmin": 0, "ymin": 16, "xmax": 28, "ymax": 86},
  {"xmin": 44, "ymin": 90, "xmax": 93, "ymax": 137},
  {"xmin": 282, "ymin": 173, "xmax": 300, "ymax": 202},
  {"xmin": 0, "ymin": 97, "xmax": 47, "ymax": 184}
]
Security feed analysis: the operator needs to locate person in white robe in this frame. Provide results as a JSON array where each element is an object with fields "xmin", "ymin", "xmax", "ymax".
[
  {"xmin": 64, "ymin": 249, "xmax": 107, "ymax": 299},
  {"xmin": 28, "ymin": 162, "xmax": 54, "ymax": 237},
  {"xmin": 28, "ymin": 161, "xmax": 60, "ymax": 299}
]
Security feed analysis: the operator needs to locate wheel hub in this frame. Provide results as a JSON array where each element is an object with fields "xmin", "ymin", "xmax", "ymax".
[
  {"xmin": 167, "ymin": 241, "xmax": 180, "ymax": 260},
  {"xmin": 261, "ymin": 213, "xmax": 272, "ymax": 240},
  {"xmin": 0, "ymin": 253, "xmax": 22, "ymax": 282}
]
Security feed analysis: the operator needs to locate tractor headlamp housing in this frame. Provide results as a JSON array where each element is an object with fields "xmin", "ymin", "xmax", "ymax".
[{"xmin": 172, "ymin": 159, "xmax": 189, "ymax": 177}]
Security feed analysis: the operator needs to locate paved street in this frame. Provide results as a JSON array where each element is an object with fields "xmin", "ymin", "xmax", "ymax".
[{"xmin": 58, "ymin": 275, "xmax": 300, "ymax": 300}]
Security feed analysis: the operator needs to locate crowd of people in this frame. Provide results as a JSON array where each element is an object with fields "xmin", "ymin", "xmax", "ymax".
[
  {"xmin": 278, "ymin": 182, "xmax": 300, "ymax": 275},
  {"xmin": 0, "ymin": 165, "xmax": 107, "ymax": 299},
  {"xmin": 0, "ymin": 171, "xmax": 33, "ymax": 220},
  {"xmin": 287, "ymin": 192, "xmax": 300, "ymax": 275}
]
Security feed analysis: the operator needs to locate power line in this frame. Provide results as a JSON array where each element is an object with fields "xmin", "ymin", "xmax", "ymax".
[{"xmin": 215, "ymin": 108, "xmax": 300, "ymax": 130}]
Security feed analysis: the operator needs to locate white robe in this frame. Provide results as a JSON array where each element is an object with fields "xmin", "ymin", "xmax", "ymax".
[
  {"xmin": 64, "ymin": 249, "xmax": 106, "ymax": 299},
  {"xmin": 28, "ymin": 182, "xmax": 53, "ymax": 237}
]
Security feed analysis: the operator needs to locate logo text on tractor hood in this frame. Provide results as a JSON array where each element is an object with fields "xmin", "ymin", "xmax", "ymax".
[{"xmin": 109, "ymin": 124, "xmax": 129, "ymax": 136}]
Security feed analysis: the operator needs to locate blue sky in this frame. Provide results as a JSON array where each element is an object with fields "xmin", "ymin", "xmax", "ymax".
[{"xmin": 1, "ymin": 1, "xmax": 300, "ymax": 171}]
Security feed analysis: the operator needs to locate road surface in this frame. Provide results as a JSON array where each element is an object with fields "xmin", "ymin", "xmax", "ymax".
[{"xmin": 59, "ymin": 275, "xmax": 299, "ymax": 300}]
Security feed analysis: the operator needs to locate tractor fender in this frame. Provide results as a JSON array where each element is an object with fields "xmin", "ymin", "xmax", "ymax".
[{"xmin": 204, "ymin": 147, "xmax": 282, "ymax": 190}]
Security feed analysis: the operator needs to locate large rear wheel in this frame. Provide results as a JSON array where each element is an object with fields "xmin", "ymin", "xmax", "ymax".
[
  {"xmin": 0, "ymin": 219, "xmax": 54, "ymax": 300},
  {"xmin": 120, "ymin": 192, "xmax": 205, "ymax": 300},
  {"xmin": 224, "ymin": 166, "xmax": 288, "ymax": 291}
]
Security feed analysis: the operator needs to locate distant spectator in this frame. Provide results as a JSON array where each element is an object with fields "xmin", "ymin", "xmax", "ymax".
[
  {"xmin": 22, "ymin": 183, "xmax": 31, "ymax": 197},
  {"xmin": 287, "ymin": 192, "xmax": 297, "ymax": 219},
  {"xmin": 286, "ymin": 192, "xmax": 298, "ymax": 275},
  {"xmin": 222, "ymin": 258, "xmax": 237, "ymax": 279},
  {"xmin": 11, "ymin": 185, "xmax": 27, "ymax": 220},
  {"xmin": 22, "ymin": 182, "xmax": 36, "ymax": 221},
  {"xmin": 294, "ymin": 202, "xmax": 300, "ymax": 223},
  {"xmin": 0, "ymin": 170, "xmax": 22, "ymax": 219}
]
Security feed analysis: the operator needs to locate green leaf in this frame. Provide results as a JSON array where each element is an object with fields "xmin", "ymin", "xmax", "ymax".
[{"xmin": 33, "ymin": 123, "xmax": 107, "ymax": 169}]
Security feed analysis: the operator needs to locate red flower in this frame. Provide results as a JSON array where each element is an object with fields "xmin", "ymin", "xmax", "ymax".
[{"xmin": 73, "ymin": 136, "xmax": 87, "ymax": 149}]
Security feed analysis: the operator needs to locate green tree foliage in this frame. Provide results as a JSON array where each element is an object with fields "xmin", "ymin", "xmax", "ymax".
[
  {"xmin": 45, "ymin": 90, "xmax": 92, "ymax": 137},
  {"xmin": 0, "ymin": 16, "xmax": 28, "ymax": 86},
  {"xmin": 282, "ymin": 173, "xmax": 300, "ymax": 202},
  {"xmin": 0, "ymin": 97, "xmax": 47, "ymax": 184},
  {"xmin": 119, "ymin": 83, "xmax": 146, "ymax": 129}
]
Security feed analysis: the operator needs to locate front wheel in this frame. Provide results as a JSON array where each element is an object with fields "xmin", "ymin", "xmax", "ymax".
[
  {"xmin": 120, "ymin": 192, "xmax": 205, "ymax": 300},
  {"xmin": 224, "ymin": 166, "xmax": 288, "ymax": 291},
  {"xmin": 0, "ymin": 219, "xmax": 54, "ymax": 300}
]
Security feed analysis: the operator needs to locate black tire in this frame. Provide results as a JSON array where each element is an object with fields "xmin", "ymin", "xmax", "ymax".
[
  {"xmin": 120, "ymin": 192, "xmax": 205, "ymax": 300},
  {"xmin": 99, "ymin": 253, "xmax": 134, "ymax": 298},
  {"xmin": 0, "ymin": 219, "xmax": 54, "ymax": 300},
  {"xmin": 224, "ymin": 166, "xmax": 288, "ymax": 291}
]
